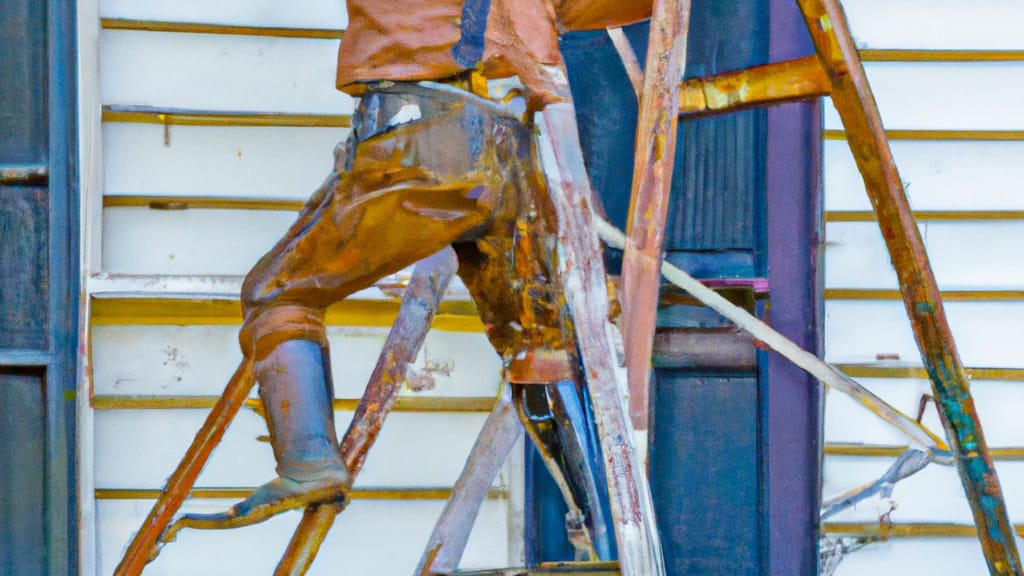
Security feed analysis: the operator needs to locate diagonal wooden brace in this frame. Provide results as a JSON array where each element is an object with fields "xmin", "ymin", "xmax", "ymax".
[
  {"xmin": 619, "ymin": 0, "xmax": 692, "ymax": 431},
  {"xmin": 114, "ymin": 360, "xmax": 257, "ymax": 576},
  {"xmin": 795, "ymin": 0, "xmax": 1023, "ymax": 573},
  {"xmin": 416, "ymin": 389, "xmax": 522, "ymax": 575}
]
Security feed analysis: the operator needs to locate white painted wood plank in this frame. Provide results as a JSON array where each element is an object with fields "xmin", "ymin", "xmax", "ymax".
[
  {"xmin": 103, "ymin": 123, "xmax": 348, "ymax": 199},
  {"xmin": 100, "ymin": 207, "xmax": 293, "ymax": 275},
  {"xmin": 96, "ymin": 498, "xmax": 508, "ymax": 575},
  {"xmin": 100, "ymin": 30, "xmax": 351, "ymax": 114},
  {"xmin": 825, "ymin": 378, "xmax": 1024, "ymax": 448},
  {"xmin": 99, "ymin": 0, "xmax": 348, "ymax": 29},
  {"xmin": 823, "ymin": 457, "xmax": 1024, "ymax": 524},
  {"xmin": 843, "ymin": 0, "xmax": 1024, "ymax": 50},
  {"xmin": 824, "ymin": 62, "xmax": 1024, "ymax": 131},
  {"xmin": 105, "ymin": 211, "xmax": 1024, "ymax": 288},
  {"xmin": 93, "ymin": 410, "xmax": 494, "ymax": 489},
  {"xmin": 91, "ymin": 325, "xmax": 501, "ymax": 399},
  {"xmin": 824, "ymin": 301, "xmax": 1024, "ymax": 367},
  {"xmin": 825, "ymin": 221, "xmax": 1024, "ymax": 290},
  {"xmin": 85, "ymin": 272, "xmax": 475, "ymax": 302},
  {"xmin": 79, "ymin": 0, "xmax": 105, "ymax": 572},
  {"xmin": 829, "ymin": 539, "xmax": 988, "ymax": 576},
  {"xmin": 824, "ymin": 140, "xmax": 1024, "ymax": 212}
]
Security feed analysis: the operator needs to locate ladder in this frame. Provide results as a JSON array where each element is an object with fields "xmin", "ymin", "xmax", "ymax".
[{"xmin": 113, "ymin": 0, "xmax": 1022, "ymax": 574}]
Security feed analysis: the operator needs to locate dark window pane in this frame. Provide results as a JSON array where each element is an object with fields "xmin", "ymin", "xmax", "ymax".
[
  {"xmin": 0, "ymin": 187, "xmax": 49, "ymax": 349},
  {"xmin": 0, "ymin": 371, "xmax": 46, "ymax": 574},
  {"xmin": 0, "ymin": 0, "xmax": 48, "ymax": 164}
]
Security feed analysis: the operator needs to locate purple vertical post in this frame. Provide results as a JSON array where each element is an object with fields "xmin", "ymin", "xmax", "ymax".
[{"xmin": 765, "ymin": 0, "xmax": 823, "ymax": 573}]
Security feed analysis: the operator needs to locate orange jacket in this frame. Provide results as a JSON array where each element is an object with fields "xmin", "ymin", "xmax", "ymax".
[{"xmin": 337, "ymin": 0, "xmax": 651, "ymax": 102}]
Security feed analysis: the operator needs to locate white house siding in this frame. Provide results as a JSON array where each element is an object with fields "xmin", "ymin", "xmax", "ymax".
[
  {"xmin": 822, "ymin": 1, "xmax": 1024, "ymax": 574},
  {"xmin": 78, "ymin": 1, "xmax": 517, "ymax": 574}
]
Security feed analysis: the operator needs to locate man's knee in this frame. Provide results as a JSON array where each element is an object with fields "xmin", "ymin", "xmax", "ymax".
[{"xmin": 238, "ymin": 289, "xmax": 328, "ymax": 361}]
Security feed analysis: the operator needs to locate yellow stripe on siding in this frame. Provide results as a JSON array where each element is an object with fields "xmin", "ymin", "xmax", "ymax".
[
  {"xmin": 103, "ymin": 197, "xmax": 1024, "ymax": 226},
  {"xmin": 836, "ymin": 365, "xmax": 1024, "ymax": 382},
  {"xmin": 825, "ymin": 443, "xmax": 1024, "ymax": 460},
  {"xmin": 825, "ymin": 129, "xmax": 1024, "ymax": 141},
  {"xmin": 825, "ymin": 289, "xmax": 1024, "ymax": 302},
  {"xmin": 103, "ymin": 196, "xmax": 304, "ymax": 211},
  {"xmin": 826, "ymin": 211, "xmax": 1024, "ymax": 222},
  {"xmin": 90, "ymin": 298, "xmax": 484, "ymax": 332},
  {"xmin": 95, "ymin": 487, "xmax": 506, "ymax": 501},
  {"xmin": 103, "ymin": 107, "xmax": 351, "ymax": 129},
  {"xmin": 101, "ymin": 18, "xmax": 344, "ymax": 39},
  {"xmin": 825, "ymin": 522, "xmax": 1024, "ymax": 539},
  {"xmin": 91, "ymin": 395, "xmax": 497, "ymax": 413},
  {"xmin": 860, "ymin": 49, "xmax": 1024, "ymax": 63}
]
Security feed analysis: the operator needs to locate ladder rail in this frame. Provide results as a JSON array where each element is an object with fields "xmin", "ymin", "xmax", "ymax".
[
  {"xmin": 619, "ymin": 0, "xmax": 693, "ymax": 432},
  {"xmin": 113, "ymin": 360, "xmax": 256, "ymax": 576},
  {"xmin": 539, "ymin": 103, "xmax": 667, "ymax": 576}
]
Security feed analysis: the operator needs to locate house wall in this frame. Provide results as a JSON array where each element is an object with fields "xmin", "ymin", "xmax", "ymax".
[
  {"xmin": 822, "ymin": 1, "xmax": 1024, "ymax": 574},
  {"xmin": 75, "ymin": 0, "xmax": 1024, "ymax": 574}
]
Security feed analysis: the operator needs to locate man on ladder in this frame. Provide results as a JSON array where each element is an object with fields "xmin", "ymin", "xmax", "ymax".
[{"xmin": 195, "ymin": 0, "xmax": 656, "ymax": 561}]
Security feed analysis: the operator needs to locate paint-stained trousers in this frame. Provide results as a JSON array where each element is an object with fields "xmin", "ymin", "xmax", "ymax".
[
  {"xmin": 238, "ymin": 82, "xmax": 570, "ymax": 370},
  {"xmin": 238, "ymin": 81, "xmax": 611, "ymax": 555}
]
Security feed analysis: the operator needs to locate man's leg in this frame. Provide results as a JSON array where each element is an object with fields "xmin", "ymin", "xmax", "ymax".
[
  {"xmin": 514, "ymin": 382, "xmax": 611, "ymax": 561},
  {"xmin": 228, "ymin": 97, "xmax": 508, "ymax": 523},
  {"xmin": 224, "ymin": 340, "xmax": 351, "ymax": 523}
]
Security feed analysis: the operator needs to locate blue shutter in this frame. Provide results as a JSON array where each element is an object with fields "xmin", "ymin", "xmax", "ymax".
[{"xmin": 0, "ymin": 0, "xmax": 79, "ymax": 573}]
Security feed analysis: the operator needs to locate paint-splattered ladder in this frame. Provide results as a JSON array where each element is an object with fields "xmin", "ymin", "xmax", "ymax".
[{"xmin": 112, "ymin": 0, "xmax": 1022, "ymax": 574}]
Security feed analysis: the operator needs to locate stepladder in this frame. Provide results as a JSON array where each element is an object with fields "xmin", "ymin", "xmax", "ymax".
[
  {"xmin": 111, "ymin": 0, "xmax": 1022, "ymax": 574},
  {"xmin": 113, "ymin": 97, "xmax": 666, "ymax": 575},
  {"xmin": 114, "ymin": 188, "xmax": 663, "ymax": 576}
]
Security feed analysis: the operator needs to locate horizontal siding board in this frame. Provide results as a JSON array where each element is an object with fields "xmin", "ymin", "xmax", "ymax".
[
  {"xmin": 830, "ymin": 539, "xmax": 988, "ymax": 576},
  {"xmin": 823, "ymin": 457, "xmax": 1024, "ymax": 525},
  {"xmin": 101, "ymin": 207, "xmax": 293, "ymax": 275},
  {"xmin": 843, "ymin": 0, "xmax": 1024, "ymax": 50},
  {"xmin": 98, "ymin": 0, "xmax": 348, "ymax": 29},
  {"xmin": 100, "ymin": 30, "xmax": 351, "ymax": 114},
  {"xmin": 91, "ymin": 325, "xmax": 501, "ymax": 398},
  {"xmin": 824, "ymin": 378, "xmax": 1024, "ymax": 448},
  {"xmin": 97, "ymin": 498, "xmax": 507, "ymax": 575},
  {"xmin": 825, "ymin": 301, "xmax": 1024, "ymax": 368},
  {"xmin": 104, "ymin": 213, "xmax": 1024, "ymax": 286},
  {"xmin": 103, "ymin": 123, "xmax": 348, "ymax": 198},
  {"xmin": 824, "ymin": 62, "xmax": 1024, "ymax": 131},
  {"xmin": 825, "ymin": 221, "xmax": 1024, "ymax": 290},
  {"xmin": 94, "ymin": 409, "xmax": 493, "ymax": 489},
  {"xmin": 824, "ymin": 140, "xmax": 1024, "ymax": 212}
]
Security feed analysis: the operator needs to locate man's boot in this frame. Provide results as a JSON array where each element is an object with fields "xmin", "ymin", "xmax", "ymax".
[{"xmin": 231, "ymin": 339, "xmax": 351, "ymax": 523}]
